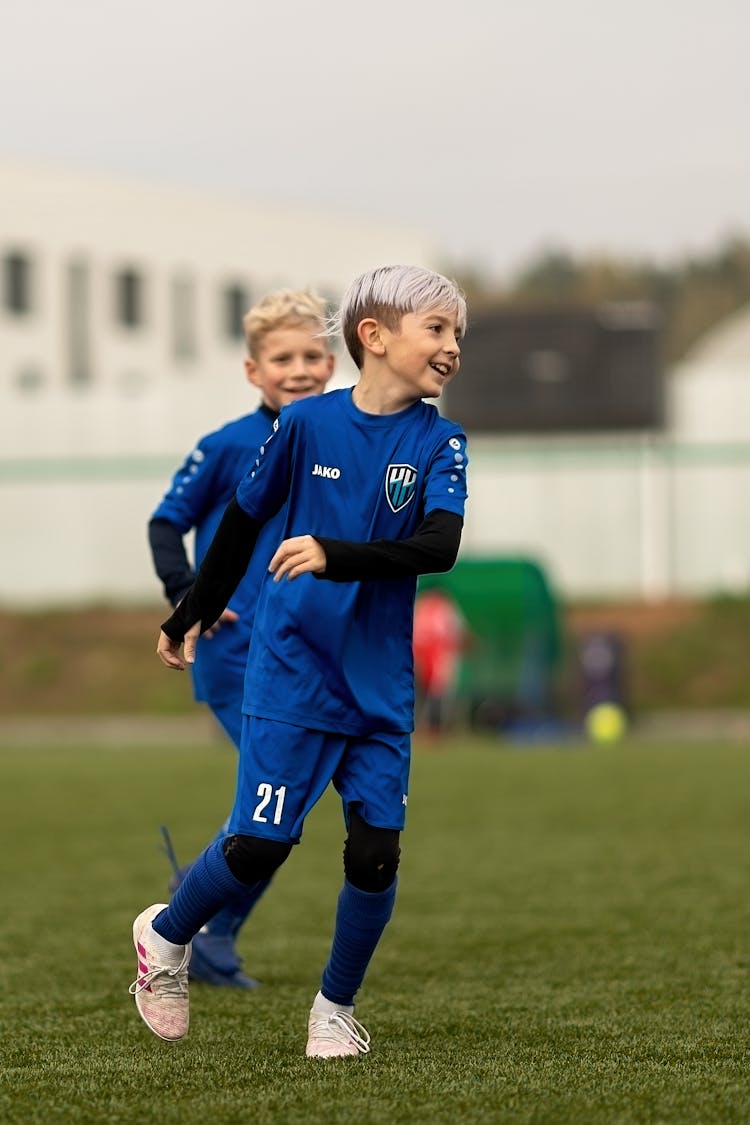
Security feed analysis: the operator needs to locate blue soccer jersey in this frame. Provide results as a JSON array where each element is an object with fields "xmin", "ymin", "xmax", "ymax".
[
  {"xmin": 236, "ymin": 388, "xmax": 469, "ymax": 735},
  {"xmin": 152, "ymin": 406, "xmax": 279, "ymax": 705}
]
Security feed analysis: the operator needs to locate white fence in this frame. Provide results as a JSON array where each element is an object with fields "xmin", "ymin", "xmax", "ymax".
[
  {"xmin": 463, "ymin": 435, "xmax": 750, "ymax": 600},
  {"xmin": 3, "ymin": 432, "xmax": 750, "ymax": 607}
]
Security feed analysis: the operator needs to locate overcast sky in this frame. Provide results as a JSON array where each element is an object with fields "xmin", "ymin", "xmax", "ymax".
[{"xmin": 3, "ymin": 0, "xmax": 749, "ymax": 281}]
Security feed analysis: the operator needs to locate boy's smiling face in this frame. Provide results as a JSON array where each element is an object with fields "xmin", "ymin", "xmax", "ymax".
[
  {"xmin": 379, "ymin": 309, "xmax": 462, "ymax": 400},
  {"xmin": 245, "ymin": 321, "xmax": 334, "ymax": 412}
]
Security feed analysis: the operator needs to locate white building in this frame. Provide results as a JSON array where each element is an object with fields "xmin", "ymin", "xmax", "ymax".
[
  {"xmin": 670, "ymin": 303, "xmax": 750, "ymax": 444},
  {"xmin": 0, "ymin": 157, "xmax": 436, "ymax": 456},
  {"xmin": 666, "ymin": 305, "xmax": 750, "ymax": 593},
  {"xmin": 0, "ymin": 159, "xmax": 435, "ymax": 605}
]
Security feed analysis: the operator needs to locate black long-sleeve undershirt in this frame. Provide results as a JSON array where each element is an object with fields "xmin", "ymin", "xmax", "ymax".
[
  {"xmin": 148, "ymin": 517, "xmax": 195, "ymax": 607},
  {"xmin": 161, "ymin": 498, "xmax": 262, "ymax": 641},
  {"xmin": 316, "ymin": 508, "xmax": 463, "ymax": 582},
  {"xmin": 161, "ymin": 499, "xmax": 463, "ymax": 643}
]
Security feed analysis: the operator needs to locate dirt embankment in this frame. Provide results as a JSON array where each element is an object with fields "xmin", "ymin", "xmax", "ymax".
[{"xmin": 2, "ymin": 597, "xmax": 749, "ymax": 718}]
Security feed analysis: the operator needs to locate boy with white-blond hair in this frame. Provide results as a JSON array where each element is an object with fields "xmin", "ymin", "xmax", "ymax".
[
  {"xmin": 148, "ymin": 288, "xmax": 334, "ymax": 988},
  {"xmin": 132, "ymin": 264, "xmax": 469, "ymax": 1057}
]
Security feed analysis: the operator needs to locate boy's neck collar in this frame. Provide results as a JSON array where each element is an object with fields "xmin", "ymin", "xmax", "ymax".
[
  {"xmin": 348, "ymin": 386, "xmax": 423, "ymax": 421},
  {"xmin": 351, "ymin": 381, "xmax": 422, "ymax": 417}
]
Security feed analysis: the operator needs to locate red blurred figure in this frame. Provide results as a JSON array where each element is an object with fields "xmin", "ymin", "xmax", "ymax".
[{"xmin": 413, "ymin": 588, "xmax": 467, "ymax": 736}]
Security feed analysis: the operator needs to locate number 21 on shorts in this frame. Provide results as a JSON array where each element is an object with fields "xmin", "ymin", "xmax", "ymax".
[{"xmin": 253, "ymin": 783, "xmax": 287, "ymax": 825}]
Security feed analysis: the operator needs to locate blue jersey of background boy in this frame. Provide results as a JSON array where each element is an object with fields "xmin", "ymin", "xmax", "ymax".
[
  {"xmin": 151, "ymin": 405, "xmax": 278, "ymax": 705},
  {"xmin": 236, "ymin": 389, "xmax": 469, "ymax": 736}
]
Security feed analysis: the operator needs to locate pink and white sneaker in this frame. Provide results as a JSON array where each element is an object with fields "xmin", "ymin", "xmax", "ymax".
[
  {"xmin": 129, "ymin": 904, "xmax": 191, "ymax": 1042},
  {"xmin": 305, "ymin": 993, "xmax": 371, "ymax": 1059}
]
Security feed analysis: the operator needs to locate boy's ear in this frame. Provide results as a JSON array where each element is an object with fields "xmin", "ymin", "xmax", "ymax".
[
  {"xmin": 357, "ymin": 317, "xmax": 385, "ymax": 357},
  {"xmin": 244, "ymin": 357, "xmax": 261, "ymax": 388}
]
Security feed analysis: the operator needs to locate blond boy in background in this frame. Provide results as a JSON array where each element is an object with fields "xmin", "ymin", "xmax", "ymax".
[{"xmin": 148, "ymin": 289, "xmax": 335, "ymax": 987}]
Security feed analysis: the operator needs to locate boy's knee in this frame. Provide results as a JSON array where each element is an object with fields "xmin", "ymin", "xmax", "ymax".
[
  {"xmin": 343, "ymin": 810, "xmax": 400, "ymax": 893},
  {"xmin": 222, "ymin": 834, "xmax": 292, "ymax": 884}
]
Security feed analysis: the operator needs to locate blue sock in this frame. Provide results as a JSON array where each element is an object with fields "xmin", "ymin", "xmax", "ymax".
[
  {"xmin": 153, "ymin": 839, "xmax": 252, "ymax": 945},
  {"xmin": 205, "ymin": 879, "xmax": 272, "ymax": 939},
  {"xmin": 320, "ymin": 878, "xmax": 397, "ymax": 1007}
]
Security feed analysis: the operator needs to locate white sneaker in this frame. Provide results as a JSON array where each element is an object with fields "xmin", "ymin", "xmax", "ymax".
[
  {"xmin": 129, "ymin": 903, "xmax": 191, "ymax": 1042},
  {"xmin": 306, "ymin": 1000, "xmax": 371, "ymax": 1059}
]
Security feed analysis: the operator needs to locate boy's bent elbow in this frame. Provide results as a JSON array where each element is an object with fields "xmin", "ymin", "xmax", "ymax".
[
  {"xmin": 426, "ymin": 541, "xmax": 461, "ymax": 573},
  {"xmin": 431, "ymin": 547, "xmax": 460, "ymax": 573},
  {"xmin": 421, "ymin": 510, "xmax": 463, "ymax": 573}
]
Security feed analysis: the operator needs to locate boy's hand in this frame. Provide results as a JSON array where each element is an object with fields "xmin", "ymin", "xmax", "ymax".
[
  {"xmin": 268, "ymin": 536, "xmax": 326, "ymax": 582},
  {"xmin": 203, "ymin": 608, "xmax": 239, "ymax": 639},
  {"xmin": 157, "ymin": 620, "xmax": 202, "ymax": 669}
]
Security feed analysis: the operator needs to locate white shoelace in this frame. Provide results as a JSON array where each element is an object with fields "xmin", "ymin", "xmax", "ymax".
[
  {"xmin": 128, "ymin": 948, "xmax": 190, "ymax": 997},
  {"xmin": 309, "ymin": 1011, "xmax": 371, "ymax": 1054}
]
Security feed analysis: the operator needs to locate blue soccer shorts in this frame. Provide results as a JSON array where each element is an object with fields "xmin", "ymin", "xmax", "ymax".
[{"xmin": 227, "ymin": 715, "xmax": 411, "ymax": 843}]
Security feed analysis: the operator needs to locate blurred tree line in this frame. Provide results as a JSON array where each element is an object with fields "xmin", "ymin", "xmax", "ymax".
[{"xmin": 451, "ymin": 235, "xmax": 750, "ymax": 365}]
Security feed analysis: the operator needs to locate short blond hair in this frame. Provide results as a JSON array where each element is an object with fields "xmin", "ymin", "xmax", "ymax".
[{"xmin": 243, "ymin": 289, "xmax": 331, "ymax": 359}]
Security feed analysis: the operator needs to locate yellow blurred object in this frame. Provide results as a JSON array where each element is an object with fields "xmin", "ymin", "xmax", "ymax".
[{"xmin": 585, "ymin": 702, "xmax": 627, "ymax": 745}]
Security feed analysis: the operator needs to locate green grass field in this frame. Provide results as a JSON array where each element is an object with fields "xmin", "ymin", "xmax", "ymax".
[{"xmin": 1, "ymin": 734, "xmax": 749, "ymax": 1124}]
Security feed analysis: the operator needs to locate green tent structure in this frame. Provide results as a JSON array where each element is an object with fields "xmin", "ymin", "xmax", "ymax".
[{"xmin": 418, "ymin": 556, "xmax": 562, "ymax": 728}]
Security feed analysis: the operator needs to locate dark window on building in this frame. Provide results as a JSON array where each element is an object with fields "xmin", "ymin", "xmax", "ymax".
[
  {"xmin": 171, "ymin": 274, "xmax": 197, "ymax": 361},
  {"xmin": 222, "ymin": 283, "xmax": 249, "ymax": 341},
  {"xmin": 4, "ymin": 251, "xmax": 32, "ymax": 314},
  {"xmin": 66, "ymin": 259, "xmax": 92, "ymax": 385},
  {"xmin": 114, "ymin": 268, "xmax": 145, "ymax": 328},
  {"xmin": 442, "ymin": 304, "xmax": 664, "ymax": 433}
]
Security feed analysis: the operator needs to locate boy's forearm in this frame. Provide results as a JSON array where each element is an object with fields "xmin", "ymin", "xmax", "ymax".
[
  {"xmin": 148, "ymin": 517, "xmax": 195, "ymax": 606},
  {"xmin": 314, "ymin": 509, "xmax": 463, "ymax": 582},
  {"xmin": 161, "ymin": 498, "xmax": 262, "ymax": 641}
]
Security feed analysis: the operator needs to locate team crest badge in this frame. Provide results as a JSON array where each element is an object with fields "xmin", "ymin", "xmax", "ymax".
[{"xmin": 385, "ymin": 463, "xmax": 418, "ymax": 513}]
